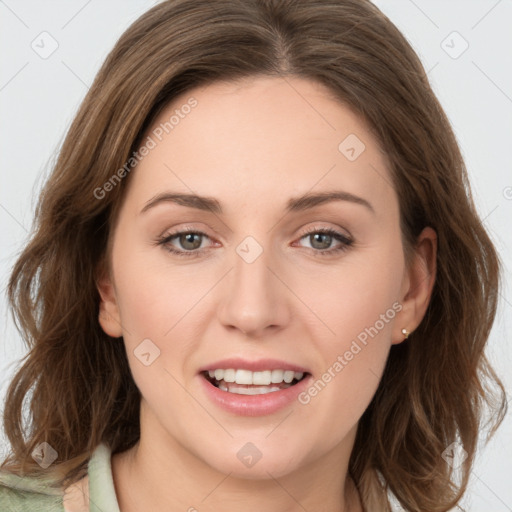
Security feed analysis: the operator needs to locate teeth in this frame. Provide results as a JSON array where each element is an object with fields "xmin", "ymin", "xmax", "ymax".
[
  {"xmin": 235, "ymin": 369, "xmax": 253, "ymax": 385},
  {"xmin": 283, "ymin": 370, "xmax": 295, "ymax": 383},
  {"xmin": 223, "ymin": 369, "xmax": 236, "ymax": 382},
  {"xmin": 206, "ymin": 368, "xmax": 304, "ymax": 385},
  {"xmin": 271, "ymin": 369, "xmax": 284, "ymax": 383}
]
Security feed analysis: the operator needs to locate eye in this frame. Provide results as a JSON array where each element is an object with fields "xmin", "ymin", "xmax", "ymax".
[
  {"xmin": 295, "ymin": 227, "xmax": 353, "ymax": 256},
  {"xmin": 155, "ymin": 227, "xmax": 213, "ymax": 258},
  {"xmin": 155, "ymin": 226, "xmax": 353, "ymax": 258}
]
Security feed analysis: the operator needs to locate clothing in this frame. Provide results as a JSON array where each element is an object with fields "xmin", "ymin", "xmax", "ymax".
[{"xmin": 0, "ymin": 443, "xmax": 120, "ymax": 512}]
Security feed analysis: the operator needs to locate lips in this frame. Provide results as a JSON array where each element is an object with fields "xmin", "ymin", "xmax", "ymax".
[
  {"xmin": 198, "ymin": 367, "xmax": 313, "ymax": 416},
  {"xmin": 197, "ymin": 358, "xmax": 311, "ymax": 412}
]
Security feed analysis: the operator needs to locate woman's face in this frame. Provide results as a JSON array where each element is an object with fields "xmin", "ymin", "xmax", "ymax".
[{"xmin": 98, "ymin": 76, "xmax": 431, "ymax": 478}]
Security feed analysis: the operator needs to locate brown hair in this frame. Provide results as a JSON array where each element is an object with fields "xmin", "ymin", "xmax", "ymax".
[{"xmin": 2, "ymin": 1, "xmax": 507, "ymax": 510}]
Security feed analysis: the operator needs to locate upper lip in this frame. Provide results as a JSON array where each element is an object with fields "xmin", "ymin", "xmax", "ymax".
[{"xmin": 199, "ymin": 358, "xmax": 309, "ymax": 374}]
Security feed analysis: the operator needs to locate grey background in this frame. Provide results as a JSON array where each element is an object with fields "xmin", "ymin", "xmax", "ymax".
[{"xmin": 1, "ymin": 1, "xmax": 511, "ymax": 510}]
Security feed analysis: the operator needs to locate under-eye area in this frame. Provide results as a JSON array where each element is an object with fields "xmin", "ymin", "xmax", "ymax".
[{"xmin": 202, "ymin": 369, "xmax": 311, "ymax": 395}]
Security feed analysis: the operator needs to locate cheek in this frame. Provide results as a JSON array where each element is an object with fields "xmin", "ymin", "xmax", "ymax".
[
  {"xmin": 108, "ymin": 242, "xmax": 206, "ymax": 404},
  {"xmin": 297, "ymin": 243, "xmax": 403, "ymax": 429},
  {"xmin": 306, "ymin": 239, "xmax": 403, "ymax": 342},
  {"xmin": 295, "ymin": 306, "xmax": 395, "ymax": 454},
  {"xmin": 112, "ymin": 245, "xmax": 206, "ymax": 340},
  {"xmin": 110, "ymin": 250, "xmax": 200, "ymax": 421}
]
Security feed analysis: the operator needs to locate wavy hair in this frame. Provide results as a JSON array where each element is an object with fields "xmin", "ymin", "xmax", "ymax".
[{"xmin": 1, "ymin": 1, "xmax": 507, "ymax": 510}]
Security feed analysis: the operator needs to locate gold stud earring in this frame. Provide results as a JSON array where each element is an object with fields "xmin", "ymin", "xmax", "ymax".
[{"xmin": 401, "ymin": 328, "xmax": 410, "ymax": 339}]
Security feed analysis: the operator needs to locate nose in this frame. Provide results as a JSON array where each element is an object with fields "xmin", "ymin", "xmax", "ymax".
[{"xmin": 217, "ymin": 241, "xmax": 291, "ymax": 338}]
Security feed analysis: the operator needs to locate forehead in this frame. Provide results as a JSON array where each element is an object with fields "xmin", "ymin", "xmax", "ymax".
[{"xmin": 126, "ymin": 76, "xmax": 396, "ymax": 218}]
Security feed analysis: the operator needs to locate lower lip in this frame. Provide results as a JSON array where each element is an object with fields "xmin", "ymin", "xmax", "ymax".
[{"xmin": 198, "ymin": 373, "xmax": 312, "ymax": 416}]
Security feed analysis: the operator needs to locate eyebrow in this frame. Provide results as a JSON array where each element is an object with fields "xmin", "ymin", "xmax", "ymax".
[{"xmin": 140, "ymin": 190, "xmax": 375, "ymax": 215}]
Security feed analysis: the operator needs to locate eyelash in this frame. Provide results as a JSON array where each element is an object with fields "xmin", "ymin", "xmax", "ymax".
[{"xmin": 155, "ymin": 226, "xmax": 353, "ymax": 259}]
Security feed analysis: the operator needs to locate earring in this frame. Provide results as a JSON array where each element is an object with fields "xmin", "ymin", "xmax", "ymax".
[{"xmin": 401, "ymin": 328, "xmax": 410, "ymax": 339}]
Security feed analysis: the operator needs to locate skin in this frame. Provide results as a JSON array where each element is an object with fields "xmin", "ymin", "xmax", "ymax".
[{"xmin": 97, "ymin": 76, "xmax": 437, "ymax": 512}]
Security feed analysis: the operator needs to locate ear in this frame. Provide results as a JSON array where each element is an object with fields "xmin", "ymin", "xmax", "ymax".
[
  {"xmin": 393, "ymin": 226, "xmax": 437, "ymax": 344},
  {"xmin": 96, "ymin": 265, "xmax": 123, "ymax": 338}
]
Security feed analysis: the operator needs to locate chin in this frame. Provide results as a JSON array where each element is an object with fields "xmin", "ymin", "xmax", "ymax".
[{"xmin": 201, "ymin": 445, "xmax": 307, "ymax": 480}]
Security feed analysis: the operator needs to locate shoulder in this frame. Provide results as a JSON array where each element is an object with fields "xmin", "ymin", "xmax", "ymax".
[
  {"xmin": 0, "ymin": 442, "xmax": 117, "ymax": 512},
  {"xmin": 0, "ymin": 469, "xmax": 64, "ymax": 512}
]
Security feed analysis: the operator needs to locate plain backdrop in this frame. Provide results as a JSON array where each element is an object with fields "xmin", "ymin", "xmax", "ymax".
[{"xmin": 1, "ymin": 1, "xmax": 511, "ymax": 511}]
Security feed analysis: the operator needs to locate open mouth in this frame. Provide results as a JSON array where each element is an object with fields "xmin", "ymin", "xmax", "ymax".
[{"xmin": 202, "ymin": 369, "xmax": 309, "ymax": 395}]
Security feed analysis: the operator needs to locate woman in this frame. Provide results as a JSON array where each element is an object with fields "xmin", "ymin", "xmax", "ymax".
[{"xmin": 0, "ymin": 1, "xmax": 507, "ymax": 511}]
